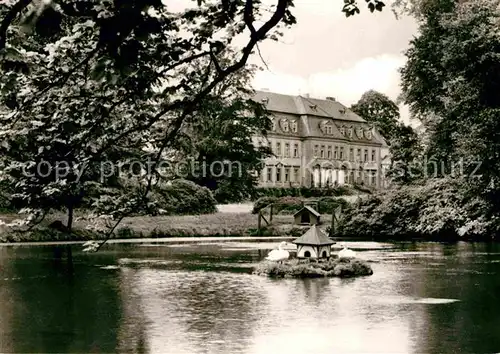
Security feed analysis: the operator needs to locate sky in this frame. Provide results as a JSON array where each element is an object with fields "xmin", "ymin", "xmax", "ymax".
[
  {"xmin": 166, "ymin": 0, "xmax": 419, "ymax": 125},
  {"xmin": 247, "ymin": 0, "xmax": 419, "ymax": 125}
]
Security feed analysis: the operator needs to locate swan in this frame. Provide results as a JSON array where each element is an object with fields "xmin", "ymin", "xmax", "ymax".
[
  {"xmin": 265, "ymin": 241, "xmax": 290, "ymax": 263},
  {"xmin": 338, "ymin": 244, "xmax": 356, "ymax": 259}
]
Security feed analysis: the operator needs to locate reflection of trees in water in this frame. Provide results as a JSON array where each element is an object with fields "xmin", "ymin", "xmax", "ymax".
[
  {"xmin": 1, "ymin": 246, "xmax": 121, "ymax": 353},
  {"xmin": 116, "ymin": 268, "xmax": 149, "ymax": 354},
  {"xmin": 0, "ymin": 247, "xmax": 15, "ymax": 352},
  {"xmin": 407, "ymin": 242, "xmax": 500, "ymax": 353}
]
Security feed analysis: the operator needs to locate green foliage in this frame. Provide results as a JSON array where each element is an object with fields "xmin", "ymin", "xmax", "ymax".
[
  {"xmin": 351, "ymin": 90, "xmax": 400, "ymax": 141},
  {"xmin": 400, "ymin": 0, "xmax": 500, "ymax": 192},
  {"xmin": 0, "ymin": 0, "xmax": 388, "ymax": 239},
  {"xmin": 152, "ymin": 179, "xmax": 217, "ymax": 216},
  {"xmin": 253, "ymin": 258, "xmax": 373, "ymax": 278},
  {"xmin": 338, "ymin": 178, "xmax": 500, "ymax": 240},
  {"xmin": 254, "ymin": 186, "xmax": 358, "ymax": 199},
  {"xmin": 351, "ymin": 89, "xmax": 423, "ymax": 185},
  {"xmin": 252, "ymin": 196, "xmax": 349, "ymax": 215}
]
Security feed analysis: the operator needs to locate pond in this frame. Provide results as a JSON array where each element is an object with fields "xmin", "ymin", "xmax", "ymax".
[{"xmin": 1, "ymin": 240, "xmax": 500, "ymax": 353}]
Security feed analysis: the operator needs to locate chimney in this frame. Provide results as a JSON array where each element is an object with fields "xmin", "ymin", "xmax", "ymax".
[{"xmin": 326, "ymin": 96, "xmax": 335, "ymax": 101}]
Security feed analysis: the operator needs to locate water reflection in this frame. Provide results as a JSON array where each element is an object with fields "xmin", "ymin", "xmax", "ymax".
[{"xmin": 1, "ymin": 241, "xmax": 500, "ymax": 353}]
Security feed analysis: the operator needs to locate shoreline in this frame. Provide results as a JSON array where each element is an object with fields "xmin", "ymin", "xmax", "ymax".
[{"xmin": 0, "ymin": 235, "xmax": 296, "ymax": 247}]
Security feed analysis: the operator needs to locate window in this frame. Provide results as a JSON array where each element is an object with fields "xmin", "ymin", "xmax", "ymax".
[
  {"xmin": 348, "ymin": 127, "xmax": 354, "ymax": 138},
  {"xmin": 340, "ymin": 147, "xmax": 344, "ymax": 160},
  {"xmin": 267, "ymin": 167, "xmax": 272, "ymax": 182},
  {"xmin": 284, "ymin": 142, "xmax": 290, "ymax": 157},
  {"xmin": 276, "ymin": 167, "xmax": 281, "ymax": 182},
  {"xmin": 364, "ymin": 149, "xmax": 368, "ymax": 162},
  {"xmin": 327, "ymin": 145, "xmax": 332, "ymax": 159},
  {"xmin": 357, "ymin": 148, "xmax": 361, "ymax": 162},
  {"xmin": 326, "ymin": 125, "xmax": 333, "ymax": 135},
  {"xmin": 340, "ymin": 126, "xmax": 346, "ymax": 136},
  {"xmin": 320, "ymin": 145, "xmax": 325, "ymax": 158},
  {"xmin": 371, "ymin": 149, "xmax": 376, "ymax": 162},
  {"xmin": 371, "ymin": 171, "xmax": 377, "ymax": 186},
  {"xmin": 282, "ymin": 120, "xmax": 289, "ymax": 132},
  {"xmin": 271, "ymin": 119, "xmax": 276, "ymax": 131},
  {"xmin": 304, "ymin": 250, "xmax": 311, "ymax": 257},
  {"xmin": 365, "ymin": 130, "xmax": 372, "ymax": 140},
  {"xmin": 284, "ymin": 167, "xmax": 290, "ymax": 182},
  {"xmin": 349, "ymin": 171, "xmax": 354, "ymax": 184},
  {"xmin": 293, "ymin": 143, "xmax": 299, "ymax": 157},
  {"xmin": 349, "ymin": 148, "xmax": 354, "ymax": 161},
  {"xmin": 294, "ymin": 167, "xmax": 300, "ymax": 182},
  {"xmin": 334, "ymin": 146, "xmax": 338, "ymax": 159},
  {"xmin": 276, "ymin": 142, "xmax": 281, "ymax": 156},
  {"xmin": 291, "ymin": 120, "xmax": 298, "ymax": 133},
  {"xmin": 314, "ymin": 145, "xmax": 319, "ymax": 157}
]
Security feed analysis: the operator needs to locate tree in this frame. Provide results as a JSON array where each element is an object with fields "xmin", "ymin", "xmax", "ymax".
[
  {"xmin": 351, "ymin": 90, "xmax": 400, "ymax": 140},
  {"xmin": 351, "ymin": 90, "xmax": 422, "ymax": 184},
  {"xmin": 0, "ymin": 0, "xmax": 387, "ymax": 248},
  {"xmin": 400, "ymin": 0, "xmax": 500, "ymax": 207}
]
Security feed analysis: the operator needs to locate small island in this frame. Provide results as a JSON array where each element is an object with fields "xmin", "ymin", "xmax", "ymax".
[
  {"xmin": 254, "ymin": 225, "xmax": 373, "ymax": 278},
  {"xmin": 253, "ymin": 257, "xmax": 373, "ymax": 278}
]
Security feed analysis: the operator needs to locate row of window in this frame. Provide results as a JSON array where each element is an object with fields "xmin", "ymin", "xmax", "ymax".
[
  {"xmin": 272, "ymin": 119, "xmax": 298, "ymax": 133},
  {"xmin": 264, "ymin": 166, "xmax": 301, "ymax": 183},
  {"xmin": 273, "ymin": 141, "xmax": 300, "ymax": 158},
  {"xmin": 339, "ymin": 126, "xmax": 373, "ymax": 140},
  {"xmin": 263, "ymin": 166, "xmax": 378, "ymax": 186},
  {"xmin": 313, "ymin": 145, "xmax": 377, "ymax": 162}
]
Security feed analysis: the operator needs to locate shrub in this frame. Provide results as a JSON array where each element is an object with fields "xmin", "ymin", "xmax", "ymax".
[
  {"xmin": 252, "ymin": 197, "xmax": 278, "ymax": 214},
  {"xmin": 152, "ymin": 179, "xmax": 217, "ymax": 215},
  {"xmin": 337, "ymin": 178, "xmax": 500, "ymax": 240},
  {"xmin": 253, "ymin": 185, "xmax": 359, "ymax": 200}
]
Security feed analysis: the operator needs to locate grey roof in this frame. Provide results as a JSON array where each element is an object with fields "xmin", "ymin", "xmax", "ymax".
[
  {"xmin": 293, "ymin": 205, "xmax": 320, "ymax": 218},
  {"xmin": 292, "ymin": 224, "xmax": 335, "ymax": 246},
  {"xmin": 254, "ymin": 91, "xmax": 364, "ymax": 122},
  {"xmin": 253, "ymin": 90, "xmax": 385, "ymax": 145}
]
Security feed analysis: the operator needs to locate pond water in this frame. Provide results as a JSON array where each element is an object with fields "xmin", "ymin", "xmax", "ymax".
[{"xmin": 1, "ymin": 240, "xmax": 500, "ymax": 353}]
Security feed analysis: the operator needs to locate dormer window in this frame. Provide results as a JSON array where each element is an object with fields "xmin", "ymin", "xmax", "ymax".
[
  {"xmin": 281, "ymin": 119, "xmax": 289, "ymax": 132},
  {"xmin": 357, "ymin": 127, "xmax": 364, "ymax": 139},
  {"xmin": 365, "ymin": 130, "xmax": 373, "ymax": 140},
  {"xmin": 340, "ymin": 126, "xmax": 346, "ymax": 136},
  {"xmin": 261, "ymin": 97, "xmax": 269, "ymax": 103},
  {"xmin": 291, "ymin": 120, "xmax": 298, "ymax": 133},
  {"xmin": 326, "ymin": 125, "xmax": 333, "ymax": 135},
  {"xmin": 348, "ymin": 127, "xmax": 354, "ymax": 138},
  {"xmin": 309, "ymin": 104, "xmax": 317, "ymax": 110},
  {"xmin": 271, "ymin": 119, "xmax": 276, "ymax": 131}
]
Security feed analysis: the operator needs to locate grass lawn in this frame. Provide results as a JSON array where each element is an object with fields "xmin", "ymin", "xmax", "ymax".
[{"xmin": 0, "ymin": 209, "xmax": 333, "ymax": 242}]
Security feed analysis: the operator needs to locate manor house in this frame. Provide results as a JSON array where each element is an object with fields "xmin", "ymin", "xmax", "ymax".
[{"xmin": 252, "ymin": 90, "xmax": 388, "ymax": 189}]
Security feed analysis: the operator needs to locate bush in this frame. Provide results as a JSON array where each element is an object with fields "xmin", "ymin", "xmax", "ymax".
[
  {"xmin": 252, "ymin": 196, "xmax": 351, "ymax": 216},
  {"xmin": 252, "ymin": 197, "xmax": 278, "ymax": 214},
  {"xmin": 152, "ymin": 179, "xmax": 217, "ymax": 215},
  {"xmin": 337, "ymin": 178, "xmax": 500, "ymax": 240},
  {"xmin": 253, "ymin": 185, "xmax": 359, "ymax": 200}
]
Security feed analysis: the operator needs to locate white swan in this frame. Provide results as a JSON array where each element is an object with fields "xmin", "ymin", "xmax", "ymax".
[
  {"xmin": 265, "ymin": 241, "xmax": 290, "ymax": 263},
  {"xmin": 338, "ymin": 244, "xmax": 356, "ymax": 259}
]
